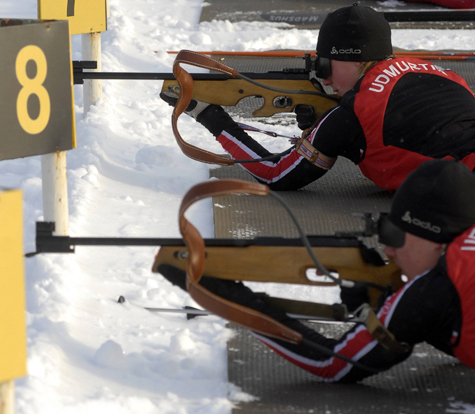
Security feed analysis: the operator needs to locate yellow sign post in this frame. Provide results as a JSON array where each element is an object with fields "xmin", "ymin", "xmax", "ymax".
[
  {"xmin": 0, "ymin": 19, "xmax": 77, "ymax": 237},
  {"xmin": 38, "ymin": 0, "xmax": 107, "ymax": 34},
  {"xmin": 38, "ymin": 0, "xmax": 107, "ymax": 114},
  {"xmin": 37, "ymin": 1, "xmax": 107, "ymax": 233},
  {"xmin": 0, "ymin": 189, "xmax": 27, "ymax": 413},
  {"xmin": 0, "ymin": 19, "xmax": 76, "ymax": 160}
]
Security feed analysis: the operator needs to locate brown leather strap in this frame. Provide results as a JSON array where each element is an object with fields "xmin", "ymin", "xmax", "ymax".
[
  {"xmin": 295, "ymin": 136, "xmax": 336, "ymax": 170},
  {"xmin": 172, "ymin": 50, "xmax": 238, "ymax": 165},
  {"xmin": 179, "ymin": 179, "xmax": 302, "ymax": 344}
]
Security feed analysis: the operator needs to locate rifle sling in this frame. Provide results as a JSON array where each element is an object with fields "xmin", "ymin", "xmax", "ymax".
[
  {"xmin": 364, "ymin": 307, "xmax": 411, "ymax": 354},
  {"xmin": 172, "ymin": 50, "xmax": 237, "ymax": 165},
  {"xmin": 180, "ymin": 179, "xmax": 302, "ymax": 344}
]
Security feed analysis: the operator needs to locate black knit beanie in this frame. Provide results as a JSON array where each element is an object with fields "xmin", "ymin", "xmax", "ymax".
[
  {"xmin": 316, "ymin": 5, "xmax": 392, "ymax": 62},
  {"xmin": 386, "ymin": 160, "xmax": 475, "ymax": 245}
]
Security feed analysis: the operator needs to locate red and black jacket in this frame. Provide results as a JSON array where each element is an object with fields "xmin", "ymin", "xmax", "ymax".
[
  {"xmin": 446, "ymin": 225, "xmax": 475, "ymax": 368},
  {"xmin": 340, "ymin": 57, "xmax": 475, "ymax": 190}
]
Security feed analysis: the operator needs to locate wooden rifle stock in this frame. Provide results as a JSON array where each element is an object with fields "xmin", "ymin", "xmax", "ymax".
[
  {"xmin": 162, "ymin": 77, "xmax": 338, "ymax": 117},
  {"xmin": 163, "ymin": 49, "xmax": 338, "ymax": 118},
  {"xmin": 153, "ymin": 243, "xmax": 402, "ymax": 310},
  {"xmin": 152, "ymin": 178, "xmax": 403, "ymax": 312}
]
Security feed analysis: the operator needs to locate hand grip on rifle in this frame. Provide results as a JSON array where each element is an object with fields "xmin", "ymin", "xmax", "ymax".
[
  {"xmin": 294, "ymin": 104, "xmax": 317, "ymax": 131},
  {"xmin": 160, "ymin": 91, "xmax": 209, "ymax": 120}
]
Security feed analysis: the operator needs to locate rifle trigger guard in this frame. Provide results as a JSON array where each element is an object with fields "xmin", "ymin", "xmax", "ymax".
[
  {"xmin": 350, "ymin": 303, "xmax": 371, "ymax": 324},
  {"xmin": 168, "ymin": 84, "xmax": 181, "ymax": 94}
]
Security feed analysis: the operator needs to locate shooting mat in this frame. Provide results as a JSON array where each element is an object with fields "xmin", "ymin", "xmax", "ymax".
[
  {"xmin": 207, "ymin": 55, "xmax": 475, "ymax": 412},
  {"xmin": 226, "ymin": 324, "xmax": 474, "ymax": 414}
]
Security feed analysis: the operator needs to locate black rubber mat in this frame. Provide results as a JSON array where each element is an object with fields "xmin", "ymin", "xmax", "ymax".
[
  {"xmin": 227, "ymin": 324, "xmax": 475, "ymax": 414},
  {"xmin": 210, "ymin": 158, "xmax": 392, "ymax": 240},
  {"xmin": 200, "ymin": 0, "xmax": 475, "ymax": 29}
]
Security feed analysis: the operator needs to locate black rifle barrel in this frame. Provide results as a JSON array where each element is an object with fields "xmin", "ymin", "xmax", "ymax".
[
  {"xmin": 35, "ymin": 235, "xmax": 360, "ymax": 248},
  {"xmin": 29, "ymin": 221, "xmax": 367, "ymax": 255},
  {"xmin": 75, "ymin": 71, "xmax": 310, "ymax": 82}
]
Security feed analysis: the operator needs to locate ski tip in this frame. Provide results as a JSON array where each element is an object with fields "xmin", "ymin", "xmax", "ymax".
[{"xmin": 118, "ymin": 295, "xmax": 126, "ymax": 304}]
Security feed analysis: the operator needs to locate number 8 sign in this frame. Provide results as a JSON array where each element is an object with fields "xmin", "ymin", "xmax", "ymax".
[
  {"xmin": 0, "ymin": 19, "xmax": 76, "ymax": 161},
  {"xmin": 16, "ymin": 45, "xmax": 51, "ymax": 135}
]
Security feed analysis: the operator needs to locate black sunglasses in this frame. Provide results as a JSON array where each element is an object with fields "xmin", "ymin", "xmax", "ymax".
[
  {"xmin": 378, "ymin": 214, "xmax": 406, "ymax": 248},
  {"xmin": 315, "ymin": 55, "xmax": 331, "ymax": 79}
]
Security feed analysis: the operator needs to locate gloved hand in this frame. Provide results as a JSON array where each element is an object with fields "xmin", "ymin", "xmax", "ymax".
[
  {"xmin": 160, "ymin": 91, "xmax": 210, "ymax": 119},
  {"xmin": 294, "ymin": 104, "xmax": 317, "ymax": 130}
]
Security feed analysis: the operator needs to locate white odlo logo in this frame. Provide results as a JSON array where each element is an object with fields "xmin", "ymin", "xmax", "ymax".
[
  {"xmin": 331, "ymin": 46, "xmax": 361, "ymax": 55},
  {"xmin": 402, "ymin": 211, "xmax": 441, "ymax": 234}
]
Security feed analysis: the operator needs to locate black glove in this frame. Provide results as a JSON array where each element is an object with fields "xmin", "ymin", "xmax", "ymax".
[
  {"xmin": 294, "ymin": 104, "xmax": 317, "ymax": 131},
  {"xmin": 160, "ymin": 91, "xmax": 209, "ymax": 119}
]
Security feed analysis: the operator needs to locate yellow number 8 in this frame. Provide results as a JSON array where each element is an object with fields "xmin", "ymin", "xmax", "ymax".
[{"xmin": 16, "ymin": 45, "xmax": 51, "ymax": 135}]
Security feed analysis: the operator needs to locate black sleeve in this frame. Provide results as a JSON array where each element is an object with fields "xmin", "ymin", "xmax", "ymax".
[
  {"xmin": 383, "ymin": 262, "xmax": 462, "ymax": 354},
  {"xmin": 197, "ymin": 105, "xmax": 329, "ymax": 191},
  {"xmin": 197, "ymin": 105, "xmax": 265, "ymax": 148},
  {"xmin": 311, "ymin": 106, "xmax": 367, "ymax": 163},
  {"xmin": 197, "ymin": 104, "xmax": 367, "ymax": 190}
]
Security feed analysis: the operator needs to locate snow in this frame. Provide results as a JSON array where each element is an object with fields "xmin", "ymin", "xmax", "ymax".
[{"xmin": 1, "ymin": 0, "xmax": 475, "ymax": 412}]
